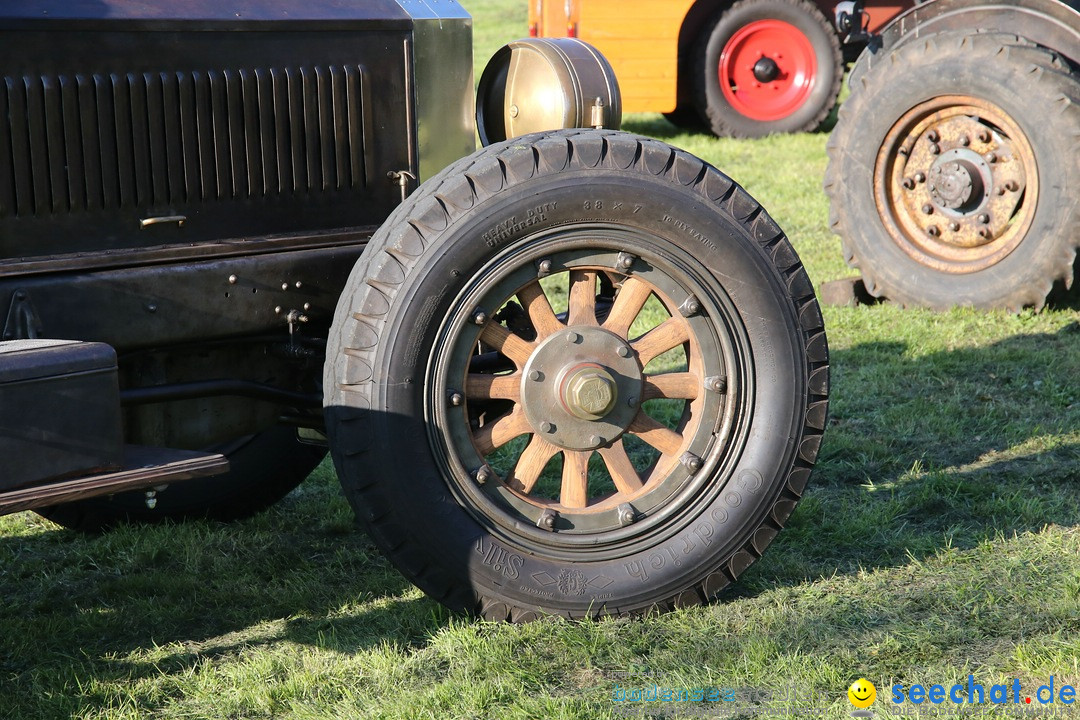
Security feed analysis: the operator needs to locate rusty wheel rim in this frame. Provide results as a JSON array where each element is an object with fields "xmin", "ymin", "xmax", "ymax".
[
  {"xmin": 874, "ymin": 95, "xmax": 1037, "ymax": 274},
  {"xmin": 430, "ymin": 228, "xmax": 748, "ymax": 541}
]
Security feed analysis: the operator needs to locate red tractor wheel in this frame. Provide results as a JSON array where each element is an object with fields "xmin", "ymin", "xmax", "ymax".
[{"xmin": 695, "ymin": 0, "xmax": 842, "ymax": 138}]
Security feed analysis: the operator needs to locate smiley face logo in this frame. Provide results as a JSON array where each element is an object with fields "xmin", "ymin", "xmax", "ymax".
[{"xmin": 848, "ymin": 678, "xmax": 876, "ymax": 709}]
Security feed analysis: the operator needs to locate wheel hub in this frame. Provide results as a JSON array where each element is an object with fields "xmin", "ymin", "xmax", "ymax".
[
  {"xmin": 752, "ymin": 56, "xmax": 780, "ymax": 83},
  {"xmin": 928, "ymin": 148, "xmax": 991, "ymax": 214},
  {"xmin": 521, "ymin": 326, "xmax": 643, "ymax": 452}
]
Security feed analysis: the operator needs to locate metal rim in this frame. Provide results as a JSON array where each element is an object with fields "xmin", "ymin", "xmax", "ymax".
[
  {"xmin": 718, "ymin": 19, "xmax": 817, "ymax": 122},
  {"xmin": 428, "ymin": 226, "xmax": 752, "ymax": 552},
  {"xmin": 873, "ymin": 95, "xmax": 1037, "ymax": 274}
]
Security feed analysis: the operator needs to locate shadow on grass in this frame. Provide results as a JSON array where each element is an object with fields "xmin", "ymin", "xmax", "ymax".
[
  {"xmin": 738, "ymin": 321, "xmax": 1080, "ymax": 596},
  {"xmin": 0, "ymin": 467, "xmax": 450, "ymax": 717}
]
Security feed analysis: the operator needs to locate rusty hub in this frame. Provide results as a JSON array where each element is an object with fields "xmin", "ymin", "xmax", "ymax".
[{"xmin": 874, "ymin": 96, "xmax": 1036, "ymax": 273}]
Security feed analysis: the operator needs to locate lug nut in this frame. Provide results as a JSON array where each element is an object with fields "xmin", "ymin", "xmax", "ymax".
[
  {"xmin": 680, "ymin": 452, "xmax": 703, "ymax": 474},
  {"xmin": 979, "ymin": 228, "xmax": 993, "ymax": 240},
  {"xmin": 927, "ymin": 130, "xmax": 940, "ymax": 143},
  {"xmin": 985, "ymin": 152, "xmax": 997, "ymax": 164},
  {"xmin": 616, "ymin": 252, "xmax": 636, "ymax": 270},
  {"xmin": 705, "ymin": 376, "xmax": 727, "ymax": 393},
  {"xmin": 626, "ymin": 395, "xmax": 639, "ymax": 408},
  {"xmin": 902, "ymin": 177, "xmax": 915, "ymax": 190},
  {"xmin": 590, "ymin": 435, "xmax": 604, "ymax": 446},
  {"xmin": 914, "ymin": 172, "xmax": 926, "ymax": 183},
  {"xmin": 475, "ymin": 466, "xmax": 492, "ymax": 484},
  {"xmin": 472, "ymin": 309, "xmax": 487, "ymax": 325},
  {"xmin": 617, "ymin": 503, "xmax": 637, "ymax": 526},
  {"xmin": 922, "ymin": 204, "xmax": 934, "ymax": 215},
  {"xmin": 679, "ymin": 296, "xmax": 701, "ymax": 317},
  {"xmin": 449, "ymin": 391, "xmax": 464, "ymax": 406},
  {"xmin": 540, "ymin": 421, "xmax": 555, "ymax": 433},
  {"xmin": 960, "ymin": 135, "xmax": 970, "ymax": 146},
  {"xmin": 530, "ymin": 370, "xmax": 543, "ymax": 381},
  {"xmin": 929, "ymin": 143, "xmax": 941, "ymax": 155},
  {"xmin": 537, "ymin": 258, "xmax": 552, "ymax": 275},
  {"xmin": 617, "ymin": 345, "xmax": 632, "ymax": 358},
  {"xmin": 927, "ymin": 225, "xmax": 940, "ymax": 237},
  {"xmin": 977, "ymin": 129, "xmax": 991, "ymax": 143},
  {"xmin": 1005, "ymin": 180, "xmax": 1019, "ymax": 192},
  {"xmin": 948, "ymin": 221, "xmax": 961, "ymax": 232},
  {"xmin": 566, "ymin": 332, "xmax": 581, "ymax": 344},
  {"xmin": 228, "ymin": 274, "xmax": 238, "ymax": 284},
  {"xmin": 537, "ymin": 509, "xmax": 557, "ymax": 530},
  {"xmin": 978, "ymin": 213, "xmax": 990, "ymax": 224}
]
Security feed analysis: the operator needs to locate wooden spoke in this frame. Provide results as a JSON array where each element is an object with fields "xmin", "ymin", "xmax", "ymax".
[
  {"xmin": 602, "ymin": 277, "xmax": 652, "ymax": 337},
  {"xmin": 597, "ymin": 440, "xmax": 644, "ymax": 495},
  {"xmin": 508, "ymin": 435, "xmax": 560, "ymax": 494},
  {"xmin": 516, "ymin": 284, "xmax": 564, "ymax": 339},
  {"xmin": 632, "ymin": 317, "xmax": 690, "ymax": 366},
  {"xmin": 642, "ymin": 372, "xmax": 700, "ymax": 401},
  {"xmin": 465, "ymin": 373, "xmax": 521, "ymax": 402},
  {"xmin": 567, "ymin": 269, "xmax": 599, "ymax": 326},
  {"xmin": 561, "ymin": 450, "xmax": 590, "ymax": 509},
  {"xmin": 480, "ymin": 323, "xmax": 534, "ymax": 367},
  {"xmin": 473, "ymin": 408, "xmax": 531, "ymax": 455},
  {"xmin": 627, "ymin": 411, "xmax": 684, "ymax": 456}
]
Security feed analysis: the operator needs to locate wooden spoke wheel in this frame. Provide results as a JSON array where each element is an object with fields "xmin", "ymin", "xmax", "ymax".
[{"xmin": 439, "ymin": 241, "xmax": 739, "ymax": 536}]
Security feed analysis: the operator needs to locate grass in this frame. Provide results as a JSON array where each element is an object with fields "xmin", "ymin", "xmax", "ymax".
[{"xmin": 2, "ymin": 2, "xmax": 1079, "ymax": 719}]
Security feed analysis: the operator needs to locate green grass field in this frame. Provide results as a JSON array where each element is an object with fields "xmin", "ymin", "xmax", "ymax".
[{"xmin": 1, "ymin": 2, "xmax": 1078, "ymax": 718}]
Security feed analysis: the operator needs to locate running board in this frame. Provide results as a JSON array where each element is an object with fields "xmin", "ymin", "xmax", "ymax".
[{"xmin": 0, "ymin": 446, "xmax": 229, "ymax": 517}]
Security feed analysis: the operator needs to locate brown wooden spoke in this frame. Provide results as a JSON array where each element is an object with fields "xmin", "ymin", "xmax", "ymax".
[
  {"xmin": 473, "ymin": 407, "xmax": 531, "ymax": 455},
  {"xmin": 632, "ymin": 317, "xmax": 690, "ymax": 366},
  {"xmin": 561, "ymin": 450, "xmax": 591, "ymax": 509},
  {"xmin": 602, "ymin": 276, "xmax": 652, "ymax": 337},
  {"xmin": 627, "ymin": 411, "xmax": 684, "ymax": 456},
  {"xmin": 507, "ymin": 435, "xmax": 560, "ymax": 494},
  {"xmin": 516, "ymin": 283, "xmax": 563, "ymax": 339},
  {"xmin": 596, "ymin": 440, "xmax": 644, "ymax": 495},
  {"xmin": 642, "ymin": 372, "xmax": 700, "ymax": 401},
  {"xmin": 465, "ymin": 373, "xmax": 521, "ymax": 402},
  {"xmin": 480, "ymin": 322, "xmax": 534, "ymax": 368},
  {"xmin": 567, "ymin": 269, "xmax": 600, "ymax": 326}
]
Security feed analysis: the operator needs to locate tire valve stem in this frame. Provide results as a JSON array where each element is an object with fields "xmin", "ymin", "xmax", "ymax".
[{"xmin": 537, "ymin": 509, "xmax": 557, "ymax": 531}]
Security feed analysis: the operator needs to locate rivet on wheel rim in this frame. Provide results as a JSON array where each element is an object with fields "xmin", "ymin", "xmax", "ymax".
[
  {"xmin": 874, "ymin": 95, "xmax": 1036, "ymax": 274},
  {"xmin": 718, "ymin": 19, "xmax": 817, "ymax": 121}
]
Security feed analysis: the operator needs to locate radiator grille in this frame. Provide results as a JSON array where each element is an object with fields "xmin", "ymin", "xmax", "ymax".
[{"xmin": 0, "ymin": 66, "xmax": 368, "ymax": 218}]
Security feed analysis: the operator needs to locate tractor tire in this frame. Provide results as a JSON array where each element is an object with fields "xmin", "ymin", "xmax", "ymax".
[
  {"xmin": 825, "ymin": 32, "xmax": 1080, "ymax": 310},
  {"xmin": 38, "ymin": 425, "xmax": 325, "ymax": 531},
  {"xmin": 324, "ymin": 129, "xmax": 828, "ymax": 620},
  {"xmin": 694, "ymin": 0, "xmax": 842, "ymax": 138}
]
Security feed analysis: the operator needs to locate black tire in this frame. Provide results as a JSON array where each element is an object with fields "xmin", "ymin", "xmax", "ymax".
[
  {"xmin": 38, "ymin": 425, "xmax": 325, "ymax": 531},
  {"xmin": 663, "ymin": 105, "xmax": 707, "ymax": 131},
  {"xmin": 825, "ymin": 32, "xmax": 1080, "ymax": 310},
  {"xmin": 694, "ymin": 0, "xmax": 842, "ymax": 138},
  {"xmin": 324, "ymin": 129, "xmax": 828, "ymax": 620}
]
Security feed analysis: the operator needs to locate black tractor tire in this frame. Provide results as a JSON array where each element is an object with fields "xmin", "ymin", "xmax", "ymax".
[
  {"xmin": 38, "ymin": 425, "xmax": 325, "ymax": 531},
  {"xmin": 825, "ymin": 32, "xmax": 1080, "ymax": 310},
  {"xmin": 694, "ymin": 0, "xmax": 842, "ymax": 138},
  {"xmin": 324, "ymin": 128, "xmax": 828, "ymax": 620},
  {"xmin": 663, "ymin": 105, "xmax": 707, "ymax": 131}
]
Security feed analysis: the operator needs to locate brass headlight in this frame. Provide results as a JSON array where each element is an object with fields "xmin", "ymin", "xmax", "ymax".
[{"xmin": 477, "ymin": 38, "xmax": 622, "ymax": 146}]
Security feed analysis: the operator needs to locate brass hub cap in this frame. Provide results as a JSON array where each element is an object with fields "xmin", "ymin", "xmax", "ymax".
[
  {"xmin": 874, "ymin": 95, "xmax": 1036, "ymax": 273},
  {"xmin": 562, "ymin": 364, "xmax": 617, "ymax": 419}
]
